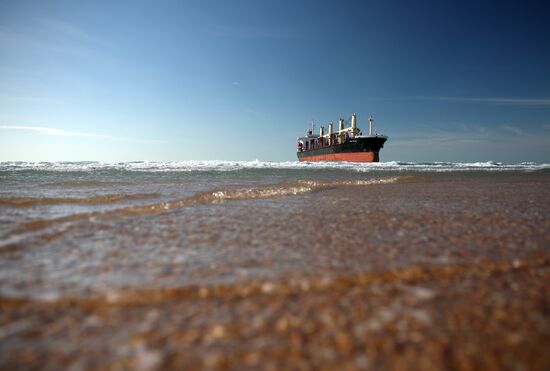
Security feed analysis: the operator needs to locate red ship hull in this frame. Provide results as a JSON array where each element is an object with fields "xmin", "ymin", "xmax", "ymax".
[{"xmin": 298, "ymin": 151, "xmax": 379, "ymax": 163}]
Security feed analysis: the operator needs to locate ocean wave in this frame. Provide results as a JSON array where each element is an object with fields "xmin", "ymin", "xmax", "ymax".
[
  {"xmin": 210, "ymin": 177, "xmax": 401, "ymax": 201},
  {"xmin": 45, "ymin": 180, "xmax": 131, "ymax": 187},
  {"xmin": 0, "ymin": 193, "xmax": 159, "ymax": 208},
  {"xmin": 8, "ymin": 177, "xmax": 402, "ymax": 235},
  {"xmin": 0, "ymin": 160, "xmax": 548, "ymax": 172}
]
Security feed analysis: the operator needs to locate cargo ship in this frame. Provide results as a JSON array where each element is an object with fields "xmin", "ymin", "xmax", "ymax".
[{"xmin": 297, "ymin": 113, "xmax": 388, "ymax": 162}]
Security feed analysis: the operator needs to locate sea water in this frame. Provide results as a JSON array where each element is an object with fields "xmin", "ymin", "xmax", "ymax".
[
  {"xmin": 1, "ymin": 160, "xmax": 549, "ymax": 369},
  {"xmin": 0, "ymin": 160, "xmax": 548, "ymax": 301}
]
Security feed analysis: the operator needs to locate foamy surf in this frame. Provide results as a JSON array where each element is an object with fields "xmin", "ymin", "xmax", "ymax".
[
  {"xmin": 210, "ymin": 177, "xmax": 401, "ymax": 201},
  {"xmin": 1, "ymin": 160, "xmax": 548, "ymax": 172}
]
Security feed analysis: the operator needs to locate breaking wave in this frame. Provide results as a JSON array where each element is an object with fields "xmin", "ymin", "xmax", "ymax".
[
  {"xmin": 210, "ymin": 178, "xmax": 401, "ymax": 201},
  {"xmin": 1, "ymin": 160, "xmax": 548, "ymax": 172}
]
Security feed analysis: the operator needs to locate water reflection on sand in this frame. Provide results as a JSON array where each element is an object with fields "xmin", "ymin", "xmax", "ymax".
[{"xmin": 1, "ymin": 164, "xmax": 549, "ymax": 369}]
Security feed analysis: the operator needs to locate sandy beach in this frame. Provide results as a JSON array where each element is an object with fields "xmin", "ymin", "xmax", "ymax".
[{"xmin": 1, "ymin": 163, "xmax": 549, "ymax": 370}]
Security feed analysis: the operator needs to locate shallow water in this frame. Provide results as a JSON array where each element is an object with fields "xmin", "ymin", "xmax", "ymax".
[
  {"xmin": 1, "ymin": 161, "xmax": 548, "ymax": 300},
  {"xmin": 1, "ymin": 161, "xmax": 550, "ymax": 370}
]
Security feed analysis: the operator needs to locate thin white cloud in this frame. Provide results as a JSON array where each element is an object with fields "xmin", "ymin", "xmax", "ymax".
[
  {"xmin": 390, "ymin": 132, "xmax": 490, "ymax": 147},
  {"xmin": 35, "ymin": 17, "xmax": 113, "ymax": 48},
  {"xmin": 412, "ymin": 96, "xmax": 550, "ymax": 106},
  {"xmin": 500, "ymin": 125, "xmax": 524, "ymax": 135},
  {"xmin": 0, "ymin": 125, "xmax": 107, "ymax": 138},
  {"xmin": 0, "ymin": 18, "xmax": 112, "ymax": 61},
  {"xmin": 0, "ymin": 125, "xmax": 163, "ymax": 144},
  {"xmin": 36, "ymin": 18, "xmax": 90, "ymax": 40},
  {"xmin": 458, "ymin": 123, "xmax": 488, "ymax": 134},
  {"xmin": 0, "ymin": 26, "xmax": 96, "ymax": 61},
  {"xmin": 389, "ymin": 122, "xmax": 543, "ymax": 144},
  {"xmin": 388, "ymin": 124, "xmax": 550, "ymax": 161}
]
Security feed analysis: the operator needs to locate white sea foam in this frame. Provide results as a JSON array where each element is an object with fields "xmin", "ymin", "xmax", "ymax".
[{"xmin": 0, "ymin": 160, "xmax": 548, "ymax": 172}]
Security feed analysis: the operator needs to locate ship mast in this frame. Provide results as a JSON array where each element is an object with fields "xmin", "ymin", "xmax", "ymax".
[{"xmin": 368, "ymin": 115, "xmax": 374, "ymax": 136}]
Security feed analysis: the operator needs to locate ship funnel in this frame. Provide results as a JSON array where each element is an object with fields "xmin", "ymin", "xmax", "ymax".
[
  {"xmin": 338, "ymin": 118, "xmax": 344, "ymax": 131},
  {"xmin": 351, "ymin": 113, "xmax": 357, "ymax": 131}
]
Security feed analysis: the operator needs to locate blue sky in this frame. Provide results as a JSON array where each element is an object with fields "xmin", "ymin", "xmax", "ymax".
[{"xmin": 1, "ymin": 0, "xmax": 549, "ymax": 162}]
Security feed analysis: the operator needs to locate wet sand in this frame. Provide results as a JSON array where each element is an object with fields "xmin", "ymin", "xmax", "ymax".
[{"xmin": 1, "ymin": 172, "xmax": 549, "ymax": 370}]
